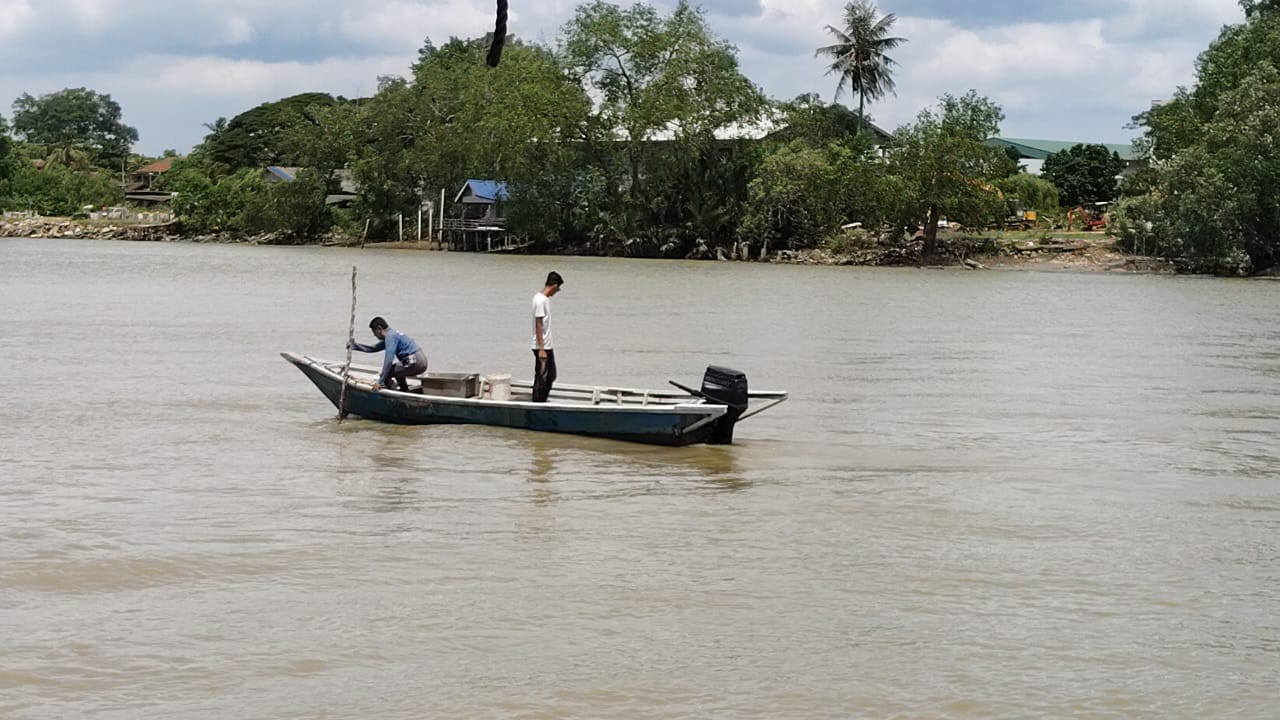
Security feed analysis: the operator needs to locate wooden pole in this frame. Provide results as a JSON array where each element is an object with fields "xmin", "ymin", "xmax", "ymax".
[
  {"xmin": 439, "ymin": 188, "xmax": 446, "ymax": 247},
  {"xmin": 338, "ymin": 265, "xmax": 358, "ymax": 422},
  {"xmin": 398, "ymin": 213, "xmax": 403, "ymax": 242}
]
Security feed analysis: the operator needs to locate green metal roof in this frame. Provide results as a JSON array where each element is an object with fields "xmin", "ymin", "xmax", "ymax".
[{"xmin": 988, "ymin": 137, "xmax": 1140, "ymax": 161}]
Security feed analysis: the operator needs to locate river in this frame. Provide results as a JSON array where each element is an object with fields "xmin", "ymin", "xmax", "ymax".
[{"xmin": 1, "ymin": 237, "xmax": 1277, "ymax": 719}]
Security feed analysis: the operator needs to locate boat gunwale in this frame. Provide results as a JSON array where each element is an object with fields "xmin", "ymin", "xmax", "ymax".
[{"xmin": 284, "ymin": 353, "xmax": 730, "ymax": 418}]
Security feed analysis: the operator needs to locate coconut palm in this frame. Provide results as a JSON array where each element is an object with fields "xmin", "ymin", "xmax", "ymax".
[
  {"xmin": 44, "ymin": 141, "xmax": 94, "ymax": 171},
  {"xmin": 815, "ymin": 1, "xmax": 906, "ymax": 130}
]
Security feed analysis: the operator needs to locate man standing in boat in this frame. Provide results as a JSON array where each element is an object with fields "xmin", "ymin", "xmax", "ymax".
[
  {"xmin": 349, "ymin": 316, "xmax": 428, "ymax": 391},
  {"xmin": 531, "ymin": 272, "xmax": 563, "ymax": 402}
]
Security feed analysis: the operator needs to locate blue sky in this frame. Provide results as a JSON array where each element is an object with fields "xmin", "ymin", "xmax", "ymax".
[{"xmin": 0, "ymin": 0, "xmax": 1245, "ymax": 156}]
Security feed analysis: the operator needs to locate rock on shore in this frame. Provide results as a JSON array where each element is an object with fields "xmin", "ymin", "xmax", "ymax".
[{"xmin": 0, "ymin": 216, "xmax": 318, "ymax": 245}]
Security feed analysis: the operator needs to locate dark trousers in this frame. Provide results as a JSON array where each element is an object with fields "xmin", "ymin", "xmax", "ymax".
[
  {"xmin": 386, "ymin": 350, "xmax": 428, "ymax": 390},
  {"xmin": 532, "ymin": 349, "xmax": 557, "ymax": 402}
]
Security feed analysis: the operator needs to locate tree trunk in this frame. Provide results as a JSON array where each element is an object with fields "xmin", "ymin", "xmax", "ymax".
[
  {"xmin": 922, "ymin": 204, "xmax": 941, "ymax": 262},
  {"xmin": 628, "ymin": 143, "xmax": 642, "ymax": 199}
]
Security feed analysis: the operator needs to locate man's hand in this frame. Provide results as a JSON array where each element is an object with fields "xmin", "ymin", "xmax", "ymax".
[
  {"xmin": 538, "ymin": 349, "xmax": 547, "ymax": 359},
  {"xmin": 372, "ymin": 382, "xmax": 384, "ymax": 391}
]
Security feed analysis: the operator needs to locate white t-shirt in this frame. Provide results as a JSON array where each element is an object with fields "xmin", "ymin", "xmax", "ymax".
[{"xmin": 531, "ymin": 292, "xmax": 553, "ymax": 349}]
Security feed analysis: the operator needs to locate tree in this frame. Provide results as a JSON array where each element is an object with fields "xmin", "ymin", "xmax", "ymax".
[
  {"xmin": 996, "ymin": 173, "xmax": 1060, "ymax": 215},
  {"xmin": 167, "ymin": 166, "xmax": 266, "ymax": 234},
  {"xmin": 767, "ymin": 94, "xmax": 869, "ymax": 149},
  {"xmin": 351, "ymin": 36, "xmax": 592, "ymax": 239},
  {"xmin": 10, "ymin": 88, "xmax": 138, "ymax": 170},
  {"xmin": 561, "ymin": 0, "xmax": 768, "ymax": 251},
  {"xmin": 815, "ymin": 0, "xmax": 906, "ymax": 129},
  {"xmin": 279, "ymin": 101, "xmax": 367, "ymax": 182},
  {"xmin": 43, "ymin": 141, "xmax": 95, "ymax": 172},
  {"xmin": 201, "ymin": 93, "xmax": 347, "ymax": 171},
  {"xmin": 0, "ymin": 114, "xmax": 15, "ymax": 190},
  {"xmin": 888, "ymin": 91, "xmax": 1008, "ymax": 259},
  {"xmin": 6, "ymin": 163, "xmax": 123, "ymax": 215},
  {"xmin": 1124, "ymin": 4, "xmax": 1280, "ymax": 272},
  {"xmin": 243, "ymin": 168, "xmax": 333, "ymax": 239},
  {"xmin": 740, "ymin": 138, "xmax": 893, "ymax": 256},
  {"xmin": 1242, "ymin": 0, "xmax": 1280, "ymax": 18},
  {"xmin": 1040, "ymin": 144, "xmax": 1124, "ymax": 207}
]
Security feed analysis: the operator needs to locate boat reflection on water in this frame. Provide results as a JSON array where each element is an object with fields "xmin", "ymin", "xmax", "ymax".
[{"xmin": 517, "ymin": 431, "xmax": 752, "ymax": 498}]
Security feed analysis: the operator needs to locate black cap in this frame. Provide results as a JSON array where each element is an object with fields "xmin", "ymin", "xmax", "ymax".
[{"xmin": 546, "ymin": 271, "xmax": 564, "ymax": 287}]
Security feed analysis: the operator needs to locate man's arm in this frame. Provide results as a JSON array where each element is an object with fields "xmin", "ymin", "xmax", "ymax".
[
  {"xmin": 535, "ymin": 317, "xmax": 546, "ymax": 357},
  {"xmin": 350, "ymin": 340, "xmax": 384, "ymax": 353}
]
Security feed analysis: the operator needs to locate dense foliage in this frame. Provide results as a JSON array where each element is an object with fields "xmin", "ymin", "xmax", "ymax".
[
  {"xmin": 10, "ymin": 88, "xmax": 138, "ymax": 171},
  {"xmin": 0, "ymin": 114, "xmax": 15, "ymax": 192},
  {"xmin": 1119, "ymin": 0, "xmax": 1280, "ymax": 273},
  {"xmin": 1041, "ymin": 144, "xmax": 1124, "ymax": 207},
  {"xmin": 889, "ymin": 92, "xmax": 1010, "ymax": 257},
  {"xmin": 5, "ymin": 163, "xmax": 123, "ymax": 215},
  {"xmin": 0, "ymin": 1, "xmax": 1031, "ymax": 259},
  {"xmin": 30, "ymin": 0, "xmax": 1279, "ymax": 270}
]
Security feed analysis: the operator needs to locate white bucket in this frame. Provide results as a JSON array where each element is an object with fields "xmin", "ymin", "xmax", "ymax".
[{"xmin": 485, "ymin": 374, "xmax": 512, "ymax": 401}]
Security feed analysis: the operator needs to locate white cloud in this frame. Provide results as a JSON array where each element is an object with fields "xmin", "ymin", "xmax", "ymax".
[
  {"xmin": 127, "ymin": 54, "xmax": 409, "ymax": 98},
  {"xmin": 0, "ymin": 0, "xmax": 1249, "ymax": 152},
  {"xmin": 222, "ymin": 16, "xmax": 256, "ymax": 45},
  {"xmin": 338, "ymin": 0, "xmax": 493, "ymax": 49},
  {"xmin": 0, "ymin": 0, "xmax": 34, "ymax": 38}
]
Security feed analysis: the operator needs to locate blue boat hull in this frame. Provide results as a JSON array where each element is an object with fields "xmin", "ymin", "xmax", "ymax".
[{"xmin": 286, "ymin": 354, "xmax": 726, "ymax": 446}]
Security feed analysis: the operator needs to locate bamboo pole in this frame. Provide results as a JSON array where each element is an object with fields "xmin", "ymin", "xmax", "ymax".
[{"xmin": 337, "ymin": 266, "xmax": 357, "ymax": 422}]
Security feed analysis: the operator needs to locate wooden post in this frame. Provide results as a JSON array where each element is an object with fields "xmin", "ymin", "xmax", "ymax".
[
  {"xmin": 425, "ymin": 201, "xmax": 433, "ymax": 249},
  {"xmin": 361, "ymin": 219, "xmax": 369, "ymax": 248},
  {"xmin": 417, "ymin": 203, "xmax": 423, "ymax": 247},
  {"xmin": 338, "ymin": 266, "xmax": 358, "ymax": 422},
  {"xmin": 439, "ymin": 188, "xmax": 446, "ymax": 247},
  {"xmin": 398, "ymin": 213, "xmax": 403, "ymax": 242}
]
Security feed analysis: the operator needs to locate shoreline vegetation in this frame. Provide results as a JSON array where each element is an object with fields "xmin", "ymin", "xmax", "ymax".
[
  {"xmin": 1, "ymin": 215, "xmax": 1187, "ymax": 274},
  {"xmin": 5, "ymin": 3, "xmax": 1280, "ymax": 276}
]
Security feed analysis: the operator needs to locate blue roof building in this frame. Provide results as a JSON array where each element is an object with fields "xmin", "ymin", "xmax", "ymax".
[{"xmin": 455, "ymin": 179, "xmax": 510, "ymax": 204}]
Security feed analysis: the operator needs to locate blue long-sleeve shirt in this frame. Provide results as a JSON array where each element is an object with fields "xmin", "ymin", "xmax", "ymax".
[{"xmin": 351, "ymin": 328, "xmax": 422, "ymax": 385}]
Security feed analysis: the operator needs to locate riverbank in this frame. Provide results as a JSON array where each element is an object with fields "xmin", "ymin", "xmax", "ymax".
[
  {"xmin": 0, "ymin": 215, "xmax": 1173, "ymax": 273},
  {"xmin": 772, "ymin": 232, "xmax": 1175, "ymax": 273},
  {"xmin": 0, "ymin": 216, "xmax": 337, "ymax": 245}
]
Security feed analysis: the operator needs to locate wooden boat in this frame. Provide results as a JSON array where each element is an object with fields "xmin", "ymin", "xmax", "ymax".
[{"xmin": 282, "ymin": 352, "xmax": 786, "ymax": 446}]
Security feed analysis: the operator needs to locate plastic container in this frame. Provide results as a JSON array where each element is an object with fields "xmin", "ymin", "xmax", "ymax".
[{"xmin": 485, "ymin": 374, "xmax": 512, "ymax": 401}]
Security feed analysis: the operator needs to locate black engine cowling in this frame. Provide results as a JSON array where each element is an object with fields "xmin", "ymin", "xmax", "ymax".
[{"xmin": 700, "ymin": 365, "xmax": 748, "ymax": 444}]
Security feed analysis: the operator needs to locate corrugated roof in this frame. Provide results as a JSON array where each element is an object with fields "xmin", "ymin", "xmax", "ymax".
[
  {"xmin": 134, "ymin": 158, "xmax": 175, "ymax": 174},
  {"xmin": 989, "ymin": 138, "xmax": 1139, "ymax": 161},
  {"xmin": 455, "ymin": 179, "xmax": 510, "ymax": 203},
  {"xmin": 265, "ymin": 166, "xmax": 298, "ymax": 181}
]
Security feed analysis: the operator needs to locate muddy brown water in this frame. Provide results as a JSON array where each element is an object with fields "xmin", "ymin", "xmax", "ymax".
[{"xmin": 1, "ymin": 238, "xmax": 1277, "ymax": 719}]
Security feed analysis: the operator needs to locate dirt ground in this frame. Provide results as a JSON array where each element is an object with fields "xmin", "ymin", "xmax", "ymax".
[{"xmin": 970, "ymin": 235, "xmax": 1174, "ymax": 273}]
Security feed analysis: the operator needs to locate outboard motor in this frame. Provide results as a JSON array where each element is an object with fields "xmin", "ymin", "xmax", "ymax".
[{"xmin": 701, "ymin": 365, "xmax": 749, "ymax": 444}]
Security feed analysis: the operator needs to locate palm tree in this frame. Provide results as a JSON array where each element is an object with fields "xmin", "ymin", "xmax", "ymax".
[
  {"xmin": 815, "ymin": 1, "xmax": 906, "ymax": 130},
  {"xmin": 44, "ymin": 141, "xmax": 94, "ymax": 171}
]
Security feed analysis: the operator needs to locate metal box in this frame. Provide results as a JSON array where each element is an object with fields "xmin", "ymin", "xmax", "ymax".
[{"xmin": 416, "ymin": 372, "xmax": 480, "ymax": 398}]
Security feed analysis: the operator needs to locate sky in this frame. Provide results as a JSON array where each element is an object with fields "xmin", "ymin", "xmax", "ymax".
[{"xmin": 0, "ymin": 0, "xmax": 1247, "ymax": 156}]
